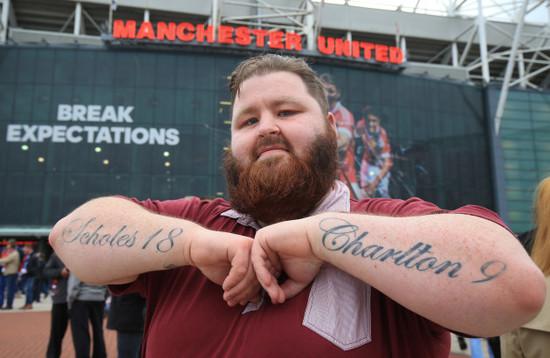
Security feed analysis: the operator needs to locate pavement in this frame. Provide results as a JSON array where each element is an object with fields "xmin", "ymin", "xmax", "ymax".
[{"xmin": 0, "ymin": 295, "xmax": 117, "ymax": 358}]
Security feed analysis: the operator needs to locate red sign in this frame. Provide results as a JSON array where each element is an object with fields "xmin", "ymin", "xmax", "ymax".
[{"xmin": 113, "ymin": 20, "xmax": 404, "ymax": 65}]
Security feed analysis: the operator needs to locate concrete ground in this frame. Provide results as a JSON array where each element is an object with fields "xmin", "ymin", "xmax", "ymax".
[{"xmin": 0, "ymin": 296, "xmax": 117, "ymax": 358}]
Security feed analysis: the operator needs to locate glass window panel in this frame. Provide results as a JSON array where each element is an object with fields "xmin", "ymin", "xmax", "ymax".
[
  {"xmin": 154, "ymin": 88, "xmax": 175, "ymax": 125},
  {"xmin": 53, "ymin": 50, "xmax": 76, "ymax": 84},
  {"xmin": 42, "ymin": 173, "xmax": 66, "ymax": 223},
  {"xmin": 0, "ymin": 49, "xmax": 18, "ymax": 83},
  {"xmin": 95, "ymin": 51, "xmax": 116, "ymax": 86},
  {"xmin": 172, "ymin": 126, "xmax": 194, "ymax": 175},
  {"xmin": 151, "ymin": 175, "xmax": 172, "ymax": 200},
  {"xmin": 0, "ymin": 84, "xmax": 15, "ymax": 120},
  {"xmin": 134, "ymin": 88, "xmax": 156, "ymax": 124},
  {"xmin": 1, "ymin": 173, "xmax": 26, "ymax": 224},
  {"xmin": 155, "ymin": 53, "xmax": 177, "ymax": 89},
  {"xmin": 129, "ymin": 174, "xmax": 153, "ymax": 198},
  {"xmin": 135, "ymin": 52, "xmax": 156, "ymax": 88},
  {"xmin": 35, "ymin": 49, "xmax": 56, "ymax": 84},
  {"xmin": 115, "ymin": 52, "xmax": 137, "ymax": 87},
  {"xmin": 74, "ymin": 51, "xmax": 96, "ymax": 86},
  {"xmin": 194, "ymin": 55, "xmax": 216, "ymax": 90},
  {"xmin": 175, "ymin": 56, "xmax": 196, "ymax": 89},
  {"xmin": 74, "ymin": 85, "xmax": 95, "ymax": 107},
  {"xmin": 14, "ymin": 85, "xmax": 33, "ymax": 122},
  {"xmin": 17, "ymin": 49, "xmax": 36, "ymax": 84},
  {"xmin": 92, "ymin": 86, "xmax": 114, "ymax": 106},
  {"xmin": 32, "ymin": 84, "xmax": 53, "ymax": 122}
]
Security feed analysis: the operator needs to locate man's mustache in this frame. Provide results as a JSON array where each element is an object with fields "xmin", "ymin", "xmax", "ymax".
[{"xmin": 254, "ymin": 137, "xmax": 292, "ymax": 159}]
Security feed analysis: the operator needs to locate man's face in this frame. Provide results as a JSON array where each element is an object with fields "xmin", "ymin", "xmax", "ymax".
[
  {"xmin": 230, "ymin": 71, "xmax": 336, "ymax": 166},
  {"xmin": 224, "ymin": 71, "xmax": 339, "ymax": 224},
  {"xmin": 367, "ymin": 114, "xmax": 380, "ymax": 135}
]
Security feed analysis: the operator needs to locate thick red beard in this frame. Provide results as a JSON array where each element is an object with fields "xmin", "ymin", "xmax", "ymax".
[{"xmin": 223, "ymin": 127, "xmax": 338, "ymax": 225}]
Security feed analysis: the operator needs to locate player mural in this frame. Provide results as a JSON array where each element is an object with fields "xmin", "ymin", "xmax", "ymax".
[
  {"xmin": 319, "ymin": 72, "xmax": 428, "ymax": 200},
  {"xmin": 320, "ymin": 73, "xmax": 363, "ymax": 200},
  {"xmin": 355, "ymin": 106, "xmax": 393, "ymax": 198}
]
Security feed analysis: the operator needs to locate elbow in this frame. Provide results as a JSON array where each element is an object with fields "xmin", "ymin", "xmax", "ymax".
[
  {"xmin": 518, "ymin": 270, "xmax": 547, "ymax": 321},
  {"xmin": 49, "ymin": 215, "xmax": 71, "ymax": 250},
  {"xmin": 49, "ymin": 219, "xmax": 62, "ymax": 250},
  {"xmin": 504, "ymin": 267, "xmax": 547, "ymax": 332}
]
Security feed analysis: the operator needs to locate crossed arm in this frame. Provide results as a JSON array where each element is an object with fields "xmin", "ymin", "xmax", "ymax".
[
  {"xmin": 49, "ymin": 196, "xmax": 546, "ymax": 337},
  {"xmin": 241, "ymin": 212, "xmax": 546, "ymax": 337}
]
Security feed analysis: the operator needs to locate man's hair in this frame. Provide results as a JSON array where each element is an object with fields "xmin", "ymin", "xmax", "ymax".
[
  {"xmin": 229, "ymin": 54, "xmax": 329, "ymax": 119},
  {"xmin": 319, "ymin": 73, "xmax": 341, "ymax": 102},
  {"xmin": 361, "ymin": 105, "xmax": 381, "ymax": 121}
]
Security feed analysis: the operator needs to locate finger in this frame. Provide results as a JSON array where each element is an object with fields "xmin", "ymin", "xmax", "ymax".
[
  {"xmin": 279, "ymin": 279, "xmax": 309, "ymax": 302},
  {"xmin": 223, "ymin": 262, "xmax": 261, "ymax": 306},
  {"xmin": 222, "ymin": 248, "xmax": 250, "ymax": 292},
  {"xmin": 223, "ymin": 280, "xmax": 260, "ymax": 306},
  {"xmin": 249, "ymin": 256, "xmax": 283, "ymax": 304}
]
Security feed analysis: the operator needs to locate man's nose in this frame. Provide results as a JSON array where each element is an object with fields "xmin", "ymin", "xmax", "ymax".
[{"xmin": 257, "ymin": 115, "xmax": 280, "ymax": 137}]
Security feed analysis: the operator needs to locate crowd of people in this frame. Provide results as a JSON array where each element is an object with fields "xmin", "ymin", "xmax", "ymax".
[
  {"xmin": 0, "ymin": 243, "xmax": 146, "ymax": 358},
  {"xmin": 0, "ymin": 240, "xmax": 47, "ymax": 310}
]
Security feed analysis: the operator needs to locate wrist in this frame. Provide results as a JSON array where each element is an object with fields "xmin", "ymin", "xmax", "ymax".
[{"xmin": 308, "ymin": 212, "xmax": 344, "ymax": 262}]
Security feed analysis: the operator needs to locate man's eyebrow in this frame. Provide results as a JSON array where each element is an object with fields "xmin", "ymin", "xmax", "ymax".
[
  {"xmin": 233, "ymin": 106, "xmax": 256, "ymax": 122},
  {"xmin": 272, "ymin": 96, "xmax": 304, "ymax": 106},
  {"xmin": 234, "ymin": 96, "xmax": 304, "ymax": 120}
]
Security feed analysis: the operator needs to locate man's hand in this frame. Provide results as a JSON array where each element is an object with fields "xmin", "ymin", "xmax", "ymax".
[
  {"xmin": 250, "ymin": 218, "xmax": 323, "ymax": 304},
  {"xmin": 61, "ymin": 267, "xmax": 70, "ymax": 279},
  {"xmin": 187, "ymin": 230, "xmax": 261, "ymax": 307},
  {"xmin": 362, "ymin": 181, "xmax": 378, "ymax": 198}
]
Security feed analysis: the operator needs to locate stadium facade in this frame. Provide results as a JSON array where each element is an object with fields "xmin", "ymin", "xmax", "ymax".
[{"xmin": 1, "ymin": 0, "xmax": 549, "ymax": 248}]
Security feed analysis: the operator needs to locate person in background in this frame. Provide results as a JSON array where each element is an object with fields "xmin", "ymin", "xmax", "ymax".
[
  {"xmin": 0, "ymin": 238, "xmax": 21, "ymax": 310},
  {"xmin": 19, "ymin": 244, "xmax": 40, "ymax": 309},
  {"xmin": 43, "ymin": 252, "xmax": 70, "ymax": 358},
  {"xmin": 501, "ymin": 176, "xmax": 550, "ymax": 357},
  {"xmin": 320, "ymin": 73, "xmax": 362, "ymax": 199},
  {"xmin": 49, "ymin": 54, "xmax": 546, "ymax": 357},
  {"xmin": 33, "ymin": 252, "xmax": 47, "ymax": 303},
  {"xmin": 68, "ymin": 273, "xmax": 108, "ymax": 358},
  {"xmin": 107, "ymin": 292, "xmax": 146, "ymax": 358},
  {"xmin": 355, "ymin": 106, "xmax": 393, "ymax": 198}
]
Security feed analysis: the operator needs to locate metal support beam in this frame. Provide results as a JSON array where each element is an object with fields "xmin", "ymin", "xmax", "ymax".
[
  {"xmin": 517, "ymin": 52, "xmax": 526, "ymax": 88},
  {"xmin": 477, "ymin": 0, "xmax": 490, "ymax": 84},
  {"xmin": 401, "ymin": 36, "xmax": 407, "ymax": 62},
  {"xmin": 305, "ymin": 0, "xmax": 315, "ymax": 50},
  {"xmin": 212, "ymin": 0, "xmax": 220, "ymax": 29},
  {"xmin": 452, "ymin": 42, "xmax": 458, "ymax": 67},
  {"xmin": 494, "ymin": 0, "xmax": 529, "ymax": 135},
  {"xmin": 459, "ymin": 26, "xmax": 477, "ymax": 66},
  {"xmin": 221, "ymin": 0, "xmax": 317, "ymax": 40},
  {"xmin": 74, "ymin": 2, "xmax": 82, "ymax": 36},
  {"xmin": 0, "ymin": 0, "xmax": 10, "ymax": 43}
]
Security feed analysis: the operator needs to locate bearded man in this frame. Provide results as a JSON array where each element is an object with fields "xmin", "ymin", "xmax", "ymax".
[{"xmin": 49, "ymin": 54, "xmax": 545, "ymax": 358}]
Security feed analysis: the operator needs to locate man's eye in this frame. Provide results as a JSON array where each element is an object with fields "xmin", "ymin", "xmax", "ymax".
[
  {"xmin": 279, "ymin": 110, "xmax": 295, "ymax": 117},
  {"xmin": 243, "ymin": 118, "xmax": 258, "ymax": 126}
]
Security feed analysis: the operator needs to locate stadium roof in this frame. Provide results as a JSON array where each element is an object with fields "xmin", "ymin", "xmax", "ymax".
[{"xmin": 1, "ymin": 0, "xmax": 549, "ymax": 90}]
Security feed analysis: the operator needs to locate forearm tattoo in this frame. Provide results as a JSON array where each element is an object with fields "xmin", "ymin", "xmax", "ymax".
[
  {"xmin": 319, "ymin": 217, "xmax": 506, "ymax": 283},
  {"xmin": 61, "ymin": 217, "xmax": 182, "ymax": 265}
]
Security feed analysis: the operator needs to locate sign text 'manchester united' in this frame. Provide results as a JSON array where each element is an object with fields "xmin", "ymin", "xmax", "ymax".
[{"xmin": 113, "ymin": 20, "xmax": 404, "ymax": 65}]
